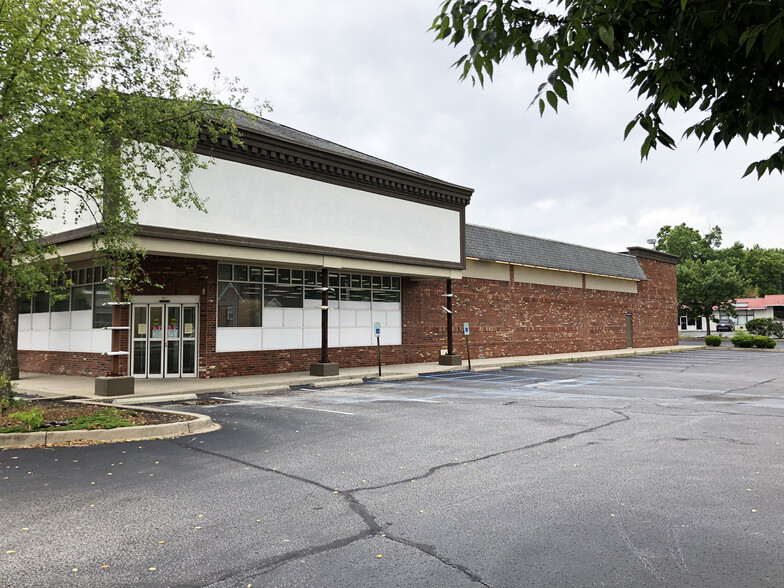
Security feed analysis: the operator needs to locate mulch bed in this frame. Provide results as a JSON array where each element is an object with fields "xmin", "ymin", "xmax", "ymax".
[{"xmin": 0, "ymin": 399, "xmax": 194, "ymax": 431}]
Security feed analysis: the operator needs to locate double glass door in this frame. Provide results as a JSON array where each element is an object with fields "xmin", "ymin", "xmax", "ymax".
[{"xmin": 131, "ymin": 303, "xmax": 198, "ymax": 378}]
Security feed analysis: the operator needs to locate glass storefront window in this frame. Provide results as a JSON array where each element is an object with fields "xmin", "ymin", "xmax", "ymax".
[
  {"xmin": 217, "ymin": 263, "xmax": 402, "ymax": 327},
  {"xmin": 71, "ymin": 285, "xmax": 93, "ymax": 311},
  {"xmin": 93, "ymin": 285, "xmax": 112, "ymax": 328},
  {"xmin": 264, "ymin": 285, "xmax": 303, "ymax": 308},
  {"xmin": 33, "ymin": 291, "xmax": 50, "ymax": 313}
]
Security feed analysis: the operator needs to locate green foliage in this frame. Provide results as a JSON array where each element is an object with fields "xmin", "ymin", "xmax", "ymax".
[
  {"xmin": 0, "ymin": 373, "xmax": 16, "ymax": 414},
  {"xmin": 677, "ymin": 259, "xmax": 745, "ymax": 331},
  {"xmin": 746, "ymin": 318, "xmax": 784, "ymax": 338},
  {"xmin": 752, "ymin": 335, "xmax": 776, "ymax": 348},
  {"xmin": 656, "ymin": 223, "xmax": 784, "ymax": 298},
  {"xmin": 704, "ymin": 335, "xmax": 723, "ymax": 347},
  {"xmin": 61, "ymin": 407, "xmax": 135, "ymax": 431},
  {"xmin": 743, "ymin": 247, "xmax": 784, "ymax": 295},
  {"xmin": 433, "ymin": 0, "xmax": 784, "ymax": 177},
  {"xmin": 731, "ymin": 332, "xmax": 755, "ymax": 348},
  {"xmin": 656, "ymin": 223, "xmax": 720, "ymax": 262},
  {"xmin": 0, "ymin": 406, "xmax": 136, "ymax": 433},
  {"xmin": 9, "ymin": 408, "xmax": 44, "ymax": 430},
  {"xmin": 0, "ymin": 0, "xmax": 268, "ymax": 380}
]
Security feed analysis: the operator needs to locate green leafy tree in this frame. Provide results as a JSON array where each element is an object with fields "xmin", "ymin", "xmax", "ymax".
[
  {"xmin": 0, "ymin": 0, "xmax": 260, "ymax": 409},
  {"xmin": 744, "ymin": 246, "xmax": 784, "ymax": 295},
  {"xmin": 655, "ymin": 223, "xmax": 721, "ymax": 262},
  {"xmin": 432, "ymin": 1, "xmax": 784, "ymax": 177},
  {"xmin": 677, "ymin": 259, "xmax": 745, "ymax": 335},
  {"xmin": 715, "ymin": 241, "xmax": 747, "ymax": 276}
]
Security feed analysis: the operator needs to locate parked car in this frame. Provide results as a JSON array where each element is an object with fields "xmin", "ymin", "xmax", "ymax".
[{"xmin": 716, "ymin": 318, "xmax": 735, "ymax": 332}]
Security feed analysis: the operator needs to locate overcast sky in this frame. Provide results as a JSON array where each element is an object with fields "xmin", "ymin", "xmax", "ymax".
[{"xmin": 161, "ymin": 0, "xmax": 782, "ymax": 253}]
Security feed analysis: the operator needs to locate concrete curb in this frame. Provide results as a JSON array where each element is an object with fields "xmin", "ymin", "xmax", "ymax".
[
  {"xmin": 111, "ymin": 394, "xmax": 198, "ymax": 406},
  {"xmin": 311, "ymin": 378, "xmax": 365, "ymax": 388},
  {"xmin": 0, "ymin": 400, "xmax": 218, "ymax": 449},
  {"xmin": 229, "ymin": 385, "xmax": 291, "ymax": 395},
  {"xmin": 375, "ymin": 374, "xmax": 419, "ymax": 382}
]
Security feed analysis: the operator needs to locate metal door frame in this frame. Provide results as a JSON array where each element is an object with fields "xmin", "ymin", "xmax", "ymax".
[{"xmin": 130, "ymin": 296, "xmax": 199, "ymax": 379}]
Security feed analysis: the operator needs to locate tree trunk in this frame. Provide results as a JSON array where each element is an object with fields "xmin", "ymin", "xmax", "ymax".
[
  {"xmin": 706, "ymin": 315, "xmax": 711, "ymax": 336},
  {"xmin": 0, "ymin": 246, "xmax": 19, "ymax": 412}
]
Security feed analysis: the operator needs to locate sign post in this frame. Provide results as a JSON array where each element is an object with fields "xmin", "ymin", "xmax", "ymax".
[
  {"xmin": 374, "ymin": 322, "xmax": 382, "ymax": 377},
  {"xmin": 463, "ymin": 322, "xmax": 471, "ymax": 371}
]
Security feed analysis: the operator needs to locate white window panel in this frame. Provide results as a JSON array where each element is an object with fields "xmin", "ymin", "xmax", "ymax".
[
  {"xmin": 216, "ymin": 328, "xmax": 262, "ymax": 352},
  {"xmin": 262, "ymin": 328, "xmax": 303, "ymax": 351}
]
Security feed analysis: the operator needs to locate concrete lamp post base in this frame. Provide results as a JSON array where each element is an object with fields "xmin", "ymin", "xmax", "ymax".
[
  {"xmin": 438, "ymin": 354, "xmax": 463, "ymax": 366},
  {"xmin": 95, "ymin": 376, "xmax": 135, "ymax": 397},
  {"xmin": 310, "ymin": 362, "xmax": 339, "ymax": 377}
]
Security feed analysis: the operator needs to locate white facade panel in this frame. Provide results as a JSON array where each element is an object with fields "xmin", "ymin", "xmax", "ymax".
[
  {"xmin": 303, "ymin": 328, "xmax": 322, "ymax": 349},
  {"xmin": 371, "ymin": 311, "xmax": 387, "ymax": 327},
  {"xmin": 216, "ymin": 328, "xmax": 262, "ymax": 352},
  {"xmin": 339, "ymin": 310, "xmax": 356, "ymax": 327},
  {"xmin": 283, "ymin": 309, "xmax": 304, "ymax": 328},
  {"xmin": 49, "ymin": 331, "xmax": 71, "ymax": 352},
  {"xmin": 69, "ymin": 331, "xmax": 92, "ymax": 352},
  {"xmin": 262, "ymin": 329, "xmax": 303, "ymax": 351},
  {"xmin": 18, "ymin": 315, "xmax": 32, "ymax": 331},
  {"xmin": 91, "ymin": 330, "xmax": 112, "ymax": 353},
  {"xmin": 136, "ymin": 156, "xmax": 461, "ymax": 264},
  {"xmin": 71, "ymin": 310, "xmax": 93, "ymax": 330},
  {"xmin": 341, "ymin": 328, "xmax": 372, "ymax": 347},
  {"xmin": 32, "ymin": 313, "xmax": 49, "ymax": 330},
  {"xmin": 355, "ymin": 310, "xmax": 372, "ymax": 327},
  {"xmin": 303, "ymin": 308, "xmax": 321, "ymax": 328},
  {"xmin": 17, "ymin": 331, "xmax": 31, "ymax": 349},
  {"xmin": 50, "ymin": 312, "xmax": 71, "ymax": 330},
  {"xmin": 386, "ymin": 311, "xmax": 402, "ymax": 327},
  {"xmin": 262, "ymin": 308, "xmax": 284, "ymax": 328},
  {"xmin": 30, "ymin": 331, "xmax": 49, "ymax": 350}
]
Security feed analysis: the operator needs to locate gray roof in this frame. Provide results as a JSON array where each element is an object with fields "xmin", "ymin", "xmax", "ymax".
[
  {"xmin": 466, "ymin": 224, "xmax": 648, "ymax": 281},
  {"xmin": 232, "ymin": 111, "xmax": 467, "ymax": 188}
]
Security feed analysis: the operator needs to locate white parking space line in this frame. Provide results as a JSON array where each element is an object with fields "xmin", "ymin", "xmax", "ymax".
[
  {"xmin": 557, "ymin": 365, "xmax": 686, "ymax": 374},
  {"xmin": 214, "ymin": 397, "xmax": 356, "ymax": 415}
]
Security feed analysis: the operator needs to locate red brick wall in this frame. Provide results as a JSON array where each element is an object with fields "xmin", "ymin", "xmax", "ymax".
[
  {"xmin": 18, "ymin": 350, "xmax": 112, "ymax": 377},
  {"xmin": 402, "ymin": 257, "xmax": 678, "ymax": 363},
  {"xmin": 19, "ymin": 254, "xmax": 677, "ymax": 378}
]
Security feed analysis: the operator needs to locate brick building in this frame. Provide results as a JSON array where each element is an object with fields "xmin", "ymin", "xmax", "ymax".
[{"xmin": 17, "ymin": 115, "xmax": 678, "ymax": 379}]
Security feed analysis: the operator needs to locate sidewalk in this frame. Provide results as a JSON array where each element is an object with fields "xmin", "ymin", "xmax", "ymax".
[{"xmin": 15, "ymin": 345, "xmax": 698, "ymax": 402}]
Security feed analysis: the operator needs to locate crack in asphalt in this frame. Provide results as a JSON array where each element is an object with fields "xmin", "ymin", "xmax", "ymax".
[
  {"xmin": 700, "ymin": 432, "xmax": 755, "ymax": 446},
  {"xmin": 345, "ymin": 409, "xmax": 631, "ymax": 493},
  {"xmin": 711, "ymin": 378, "xmax": 776, "ymax": 398},
  {"xmin": 170, "ymin": 408, "xmax": 631, "ymax": 588},
  {"xmin": 384, "ymin": 534, "xmax": 491, "ymax": 586},
  {"xmin": 196, "ymin": 530, "xmax": 374, "ymax": 587}
]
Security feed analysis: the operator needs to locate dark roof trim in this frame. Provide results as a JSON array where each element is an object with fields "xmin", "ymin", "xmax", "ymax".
[
  {"xmin": 626, "ymin": 247, "xmax": 679, "ymax": 264},
  {"xmin": 196, "ymin": 113, "xmax": 473, "ymax": 209},
  {"xmin": 465, "ymin": 224, "xmax": 648, "ymax": 281}
]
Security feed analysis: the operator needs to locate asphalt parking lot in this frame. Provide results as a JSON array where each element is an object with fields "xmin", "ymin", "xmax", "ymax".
[{"xmin": 2, "ymin": 349, "xmax": 783, "ymax": 587}]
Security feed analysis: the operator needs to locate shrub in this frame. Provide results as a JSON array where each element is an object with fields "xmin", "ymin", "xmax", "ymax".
[
  {"xmin": 731, "ymin": 332, "xmax": 754, "ymax": 348},
  {"xmin": 752, "ymin": 335, "xmax": 776, "ymax": 349},
  {"xmin": 9, "ymin": 408, "xmax": 44, "ymax": 430},
  {"xmin": 0, "ymin": 372, "xmax": 16, "ymax": 414},
  {"xmin": 704, "ymin": 335, "xmax": 722, "ymax": 346},
  {"xmin": 745, "ymin": 318, "xmax": 784, "ymax": 338}
]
